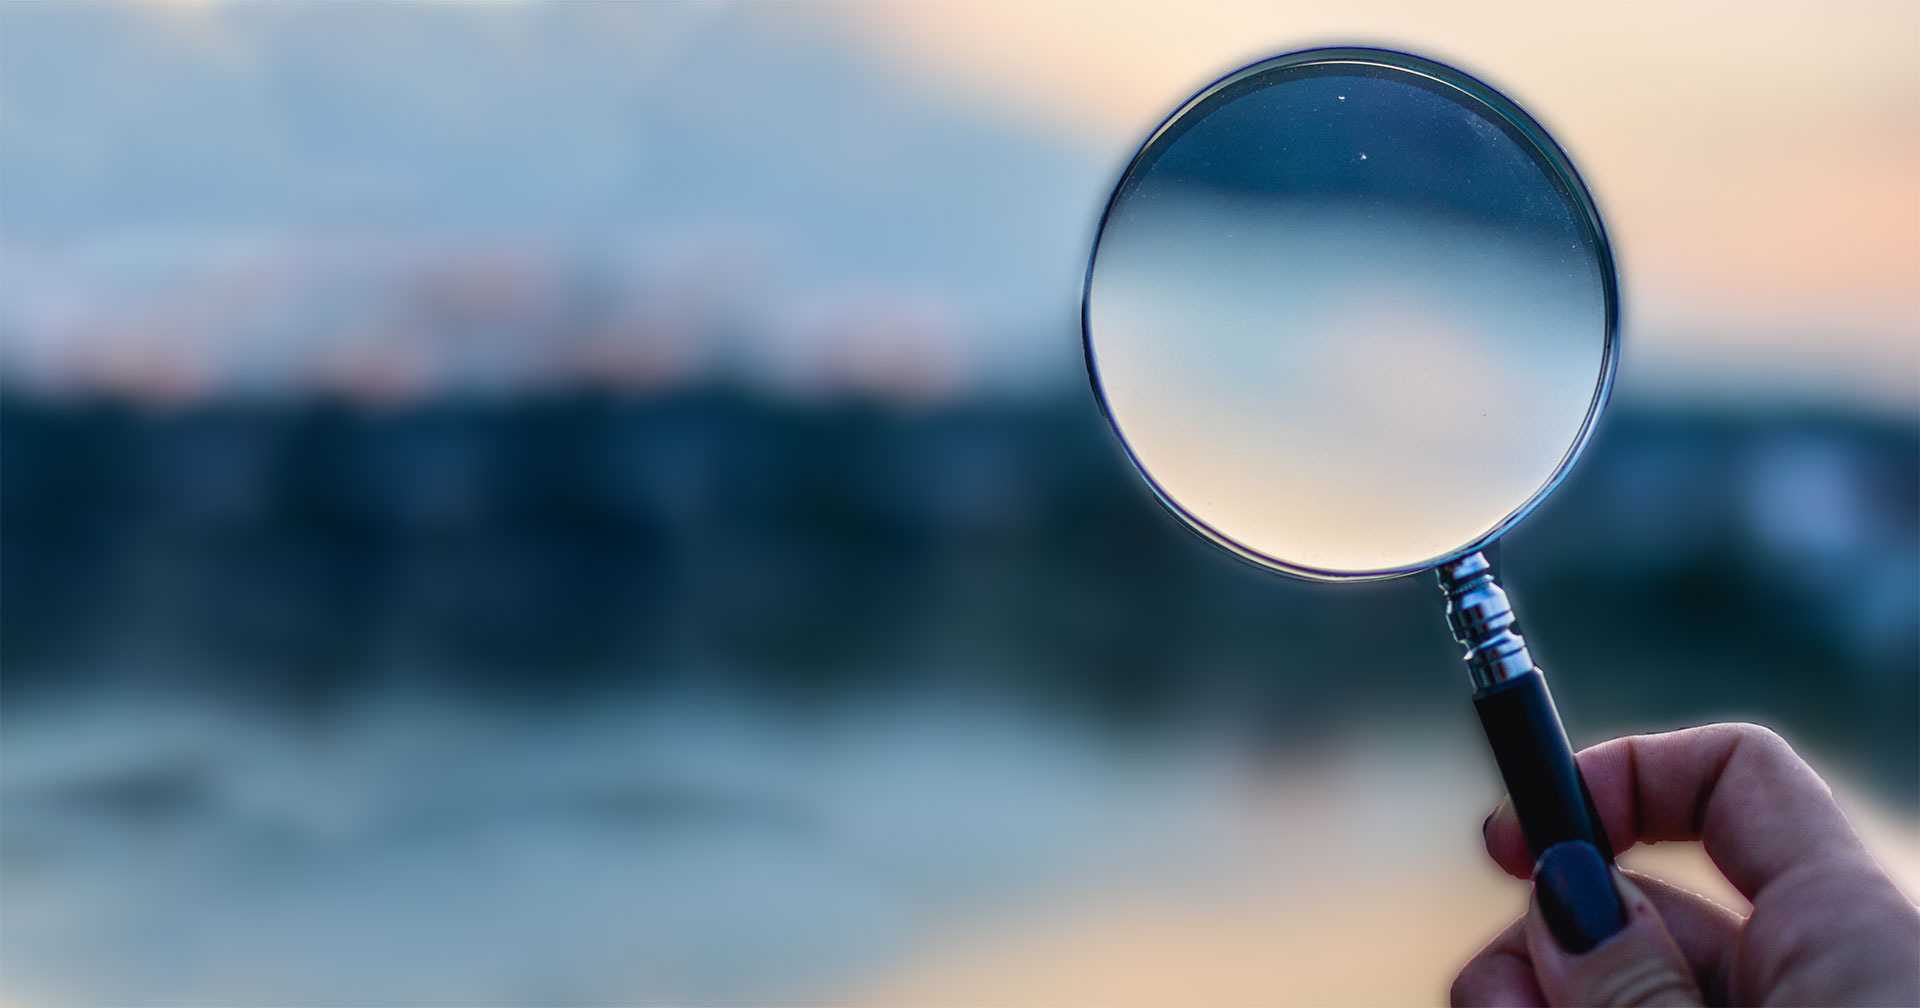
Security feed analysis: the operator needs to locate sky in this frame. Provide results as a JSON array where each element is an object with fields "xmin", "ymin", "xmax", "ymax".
[
  {"xmin": 1, "ymin": 1, "xmax": 1915, "ymax": 410},
  {"xmin": 849, "ymin": 1, "xmax": 1920, "ymax": 408}
]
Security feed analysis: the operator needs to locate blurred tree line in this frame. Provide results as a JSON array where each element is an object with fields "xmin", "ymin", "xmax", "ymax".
[{"xmin": 2, "ymin": 389, "xmax": 1914, "ymax": 802}]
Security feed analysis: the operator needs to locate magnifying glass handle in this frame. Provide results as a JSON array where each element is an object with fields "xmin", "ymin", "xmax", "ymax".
[{"xmin": 1438, "ymin": 552, "xmax": 1626, "ymax": 953}]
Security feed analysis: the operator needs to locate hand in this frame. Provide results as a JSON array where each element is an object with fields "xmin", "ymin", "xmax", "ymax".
[{"xmin": 1452, "ymin": 723, "xmax": 1920, "ymax": 1007}]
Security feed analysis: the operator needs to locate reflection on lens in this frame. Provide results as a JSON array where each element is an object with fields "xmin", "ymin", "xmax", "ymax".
[{"xmin": 1086, "ymin": 56, "xmax": 1610, "ymax": 576}]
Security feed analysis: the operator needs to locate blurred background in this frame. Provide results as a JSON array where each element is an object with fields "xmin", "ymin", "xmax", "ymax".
[{"xmin": 1, "ymin": 2, "xmax": 1915, "ymax": 1005}]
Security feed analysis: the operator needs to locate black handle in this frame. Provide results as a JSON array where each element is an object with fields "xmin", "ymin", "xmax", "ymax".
[
  {"xmin": 1474, "ymin": 669, "xmax": 1625, "ymax": 951},
  {"xmin": 1439, "ymin": 552, "xmax": 1625, "ymax": 952}
]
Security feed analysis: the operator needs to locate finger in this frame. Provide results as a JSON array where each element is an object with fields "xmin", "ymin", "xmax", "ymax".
[
  {"xmin": 1452, "ymin": 872, "xmax": 1740, "ymax": 1006},
  {"xmin": 1483, "ymin": 796, "xmax": 1526, "ymax": 876},
  {"xmin": 1483, "ymin": 723, "xmax": 1870, "ymax": 901},
  {"xmin": 1452, "ymin": 915, "xmax": 1545, "ymax": 1007},
  {"xmin": 1527, "ymin": 870, "xmax": 1703, "ymax": 1007},
  {"xmin": 1620, "ymin": 871, "xmax": 1741, "ymax": 1003},
  {"xmin": 1453, "ymin": 871, "xmax": 1739, "ymax": 1006}
]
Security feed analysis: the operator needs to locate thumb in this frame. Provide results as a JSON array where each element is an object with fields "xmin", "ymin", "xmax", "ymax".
[{"xmin": 1525, "ymin": 844, "xmax": 1703, "ymax": 1007}]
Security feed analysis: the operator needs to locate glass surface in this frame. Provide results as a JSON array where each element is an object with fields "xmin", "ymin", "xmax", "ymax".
[{"xmin": 1086, "ymin": 54, "xmax": 1611, "ymax": 577}]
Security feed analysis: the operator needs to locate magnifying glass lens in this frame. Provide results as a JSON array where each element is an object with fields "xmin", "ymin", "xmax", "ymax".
[{"xmin": 1086, "ymin": 55, "xmax": 1614, "ymax": 578}]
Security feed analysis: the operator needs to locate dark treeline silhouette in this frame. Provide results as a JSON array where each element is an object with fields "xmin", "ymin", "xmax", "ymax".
[{"xmin": 2, "ymin": 389, "xmax": 1914, "ymax": 798}]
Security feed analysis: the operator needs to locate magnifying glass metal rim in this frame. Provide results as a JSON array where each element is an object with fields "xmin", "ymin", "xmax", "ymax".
[{"xmin": 1080, "ymin": 45, "xmax": 1621, "ymax": 583}]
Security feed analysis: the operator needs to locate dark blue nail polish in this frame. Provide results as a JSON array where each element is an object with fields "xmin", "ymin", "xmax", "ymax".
[{"xmin": 1534, "ymin": 840, "xmax": 1625, "ymax": 953}]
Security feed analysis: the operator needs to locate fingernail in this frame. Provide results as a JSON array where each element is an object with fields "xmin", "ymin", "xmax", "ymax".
[
  {"xmin": 1482, "ymin": 798, "xmax": 1509, "ymax": 841},
  {"xmin": 1533, "ymin": 840, "xmax": 1626, "ymax": 954}
]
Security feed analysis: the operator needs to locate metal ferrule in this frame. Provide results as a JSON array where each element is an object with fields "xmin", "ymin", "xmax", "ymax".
[{"xmin": 1436, "ymin": 552, "xmax": 1537, "ymax": 690}]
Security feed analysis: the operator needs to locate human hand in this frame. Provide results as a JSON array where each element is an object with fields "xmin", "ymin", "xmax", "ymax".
[{"xmin": 1452, "ymin": 723, "xmax": 1920, "ymax": 1007}]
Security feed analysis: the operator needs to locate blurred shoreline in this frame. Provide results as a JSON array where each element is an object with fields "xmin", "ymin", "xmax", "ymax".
[{"xmin": 6, "ymin": 386, "xmax": 1914, "ymax": 801}]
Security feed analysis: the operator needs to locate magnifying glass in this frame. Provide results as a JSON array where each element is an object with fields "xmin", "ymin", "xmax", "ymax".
[{"xmin": 1083, "ymin": 47, "xmax": 1625, "ymax": 949}]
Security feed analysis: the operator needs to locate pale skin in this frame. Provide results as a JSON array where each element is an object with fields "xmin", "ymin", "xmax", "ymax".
[{"xmin": 1452, "ymin": 723, "xmax": 1920, "ymax": 1007}]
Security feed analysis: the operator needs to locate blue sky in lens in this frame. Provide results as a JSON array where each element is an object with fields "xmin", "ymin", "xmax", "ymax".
[{"xmin": 1089, "ymin": 66, "xmax": 1606, "ymax": 571}]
